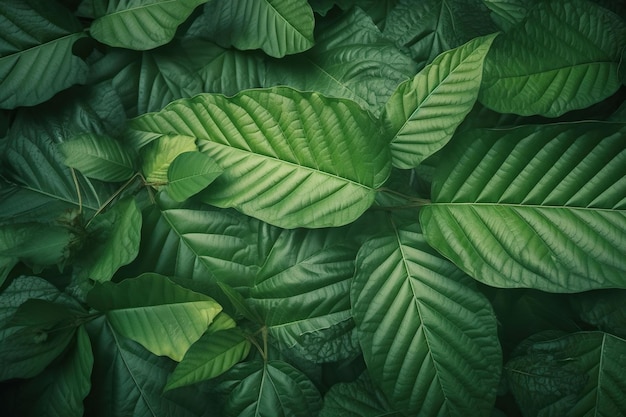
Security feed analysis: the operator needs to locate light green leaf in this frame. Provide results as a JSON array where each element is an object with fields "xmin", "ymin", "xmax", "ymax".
[
  {"xmin": 248, "ymin": 227, "xmax": 360, "ymax": 362},
  {"xmin": 223, "ymin": 360, "xmax": 323, "ymax": 417},
  {"xmin": 479, "ymin": 0, "xmax": 626, "ymax": 116},
  {"xmin": 165, "ymin": 328, "xmax": 251, "ymax": 391},
  {"xmin": 141, "ymin": 134, "xmax": 197, "ymax": 184},
  {"xmin": 571, "ymin": 290, "xmax": 626, "ymax": 338},
  {"xmin": 60, "ymin": 133, "xmax": 136, "ymax": 182},
  {"xmin": 351, "ymin": 219, "xmax": 502, "ymax": 416},
  {"xmin": 420, "ymin": 122, "xmax": 626, "ymax": 292},
  {"xmin": 506, "ymin": 332, "xmax": 626, "ymax": 417},
  {"xmin": 167, "ymin": 151, "xmax": 223, "ymax": 202},
  {"xmin": 188, "ymin": 0, "xmax": 315, "ymax": 58},
  {"xmin": 383, "ymin": 33, "xmax": 497, "ymax": 169},
  {"xmin": 87, "ymin": 273, "xmax": 223, "ymax": 361},
  {"xmin": 0, "ymin": 223, "xmax": 73, "ymax": 269},
  {"xmin": 129, "ymin": 87, "xmax": 391, "ymax": 228},
  {"xmin": 75, "ymin": 197, "xmax": 142, "ymax": 282},
  {"xmin": 0, "ymin": 1, "xmax": 89, "ymax": 108},
  {"xmin": 320, "ymin": 373, "xmax": 401, "ymax": 417},
  {"xmin": 266, "ymin": 7, "xmax": 419, "ymax": 116},
  {"xmin": 89, "ymin": 0, "xmax": 209, "ymax": 50}
]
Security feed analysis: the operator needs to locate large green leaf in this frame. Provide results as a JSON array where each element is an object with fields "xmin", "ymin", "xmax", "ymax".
[
  {"xmin": 266, "ymin": 7, "xmax": 419, "ymax": 116},
  {"xmin": 351, "ymin": 219, "xmax": 501, "ymax": 416},
  {"xmin": 0, "ymin": 1, "xmax": 89, "ymax": 109},
  {"xmin": 248, "ymin": 227, "xmax": 360, "ymax": 362},
  {"xmin": 479, "ymin": 0, "xmax": 626, "ymax": 117},
  {"xmin": 89, "ymin": 0, "xmax": 208, "ymax": 50},
  {"xmin": 87, "ymin": 273, "xmax": 223, "ymax": 361},
  {"xmin": 383, "ymin": 34, "xmax": 497, "ymax": 169},
  {"xmin": 167, "ymin": 151, "xmax": 223, "ymax": 202},
  {"xmin": 128, "ymin": 87, "xmax": 391, "ymax": 228},
  {"xmin": 59, "ymin": 133, "xmax": 136, "ymax": 182},
  {"xmin": 221, "ymin": 360, "xmax": 323, "ymax": 417},
  {"xmin": 84, "ymin": 316, "xmax": 216, "ymax": 417},
  {"xmin": 506, "ymin": 331, "xmax": 626, "ymax": 416},
  {"xmin": 420, "ymin": 122, "xmax": 626, "ymax": 292},
  {"xmin": 188, "ymin": 0, "xmax": 315, "ymax": 58}
]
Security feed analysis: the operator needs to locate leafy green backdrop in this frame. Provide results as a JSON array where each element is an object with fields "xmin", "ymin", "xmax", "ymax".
[{"xmin": 1, "ymin": 0, "xmax": 625, "ymax": 416}]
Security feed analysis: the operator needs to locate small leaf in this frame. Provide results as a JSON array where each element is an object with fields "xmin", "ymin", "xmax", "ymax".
[
  {"xmin": 59, "ymin": 133, "xmax": 136, "ymax": 182},
  {"xmin": 383, "ymin": 33, "xmax": 497, "ymax": 169},
  {"xmin": 89, "ymin": 0, "xmax": 209, "ymax": 50},
  {"xmin": 479, "ymin": 0, "xmax": 626, "ymax": 116},
  {"xmin": 167, "ymin": 151, "xmax": 223, "ymax": 202},
  {"xmin": 87, "ymin": 273, "xmax": 223, "ymax": 361},
  {"xmin": 165, "ymin": 328, "xmax": 251, "ymax": 391},
  {"xmin": 0, "ymin": 223, "xmax": 73, "ymax": 269},
  {"xmin": 141, "ymin": 135, "xmax": 197, "ymax": 185}
]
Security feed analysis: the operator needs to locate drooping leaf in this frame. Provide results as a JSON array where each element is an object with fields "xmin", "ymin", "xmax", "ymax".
[
  {"xmin": 266, "ymin": 7, "xmax": 419, "ymax": 116},
  {"xmin": 167, "ymin": 151, "xmax": 223, "ymax": 202},
  {"xmin": 571, "ymin": 290, "xmax": 626, "ymax": 338},
  {"xmin": 84, "ymin": 316, "xmax": 217, "ymax": 417},
  {"xmin": 351, "ymin": 219, "xmax": 501, "ymax": 416},
  {"xmin": 59, "ymin": 133, "xmax": 136, "ymax": 182},
  {"xmin": 383, "ymin": 33, "xmax": 497, "ymax": 169},
  {"xmin": 420, "ymin": 122, "xmax": 626, "ymax": 292},
  {"xmin": 221, "ymin": 360, "xmax": 323, "ymax": 417},
  {"xmin": 0, "ymin": 1, "xmax": 89, "ymax": 108},
  {"xmin": 141, "ymin": 135, "xmax": 197, "ymax": 185},
  {"xmin": 381, "ymin": 0, "xmax": 497, "ymax": 69},
  {"xmin": 87, "ymin": 273, "xmax": 223, "ymax": 361},
  {"xmin": 479, "ymin": 0, "xmax": 626, "ymax": 117},
  {"xmin": 506, "ymin": 331, "xmax": 626, "ymax": 417},
  {"xmin": 75, "ymin": 196, "xmax": 142, "ymax": 283},
  {"xmin": 188, "ymin": 0, "xmax": 315, "ymax": 58},
  {"xmin": 0, "ymin": 223, "xmax": 73, "ymax": 269},
  {"xmin": 165, "ymin": 328, "xmax": 251, "ymax": 391},
  {"xmin": 248, "ymin": 227, "xmax": 360, "ymax": 362},
  {"xmin": 89, "ymin": 0, "xmax": 209, "ymax": 50},
  {"xmin": 128, "ymin": 87, "xmax": 391, "ymax": 228}
]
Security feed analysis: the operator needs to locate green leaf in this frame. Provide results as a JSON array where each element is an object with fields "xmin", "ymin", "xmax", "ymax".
[
  {"xmin": 129, "ymin": 87, "xmax": 391, "ymax": 228},
  {"xmin": 223, "ymin": 360, "xmax": 323, "ymax": 417},
  {"xmin": 165, "ymin": 328, "xmax": 251, "ymax": 391},
  {"xmin": 87, "ymin": 273, "xmax": 223, "ymax": 361},
  {"xmin": 506, "ymin": 332, "xmax": 626, "ymax": 417},
  {"xmin": 167, "ymin": 151, "xmax": 223, "ymax": 202},
  {"xmin": 189, "ymin": 0, "xmax": 315, "ymax": 58},
  {"xmin": 420, "ymin": 122, "xmax": 626, "ymax": 292},
  {"xmin": 571, "ymin": 290, "xmax": 626, "ymax": 338},
  {"xmin": 0, "ymin": 1, "xmax": 89, "ymax": 108},
  {"xmin": 266, "ymin": 7, "xmax": 419, "ymax": 116},
  {"xmin": 482, "ymin": 0, "xmax": 534, "ymax": 30},
  {"xmin": 248, "ymin": 227, "xmax": 360, "ymax": 362},
  {"xmin": 141, "ymin": 135, "xmax": 197, "ymax": 184},
  {"xmin": 0, "ymin": 223, "xmax": 73, "ymax": 269},
  {"xmin": 89, "ymin": 0, "xmax": 209, "ymax": 50},
  {"xmin": 479, "ymin": 0, "xmax": 626, "ymax": 117},
  {"xmin": 59, "ymin": 133, "xmax": 136, "ymax": 182},
  {"xmin": 217, "ymin": 282, "xmax": 263, "ymax": 322},
  {"xmin": 320, "ymin": 373, "xmax": 402, "ymax": 417},
  {"xmin": 84, "ymin": 316, "xmax": 216, "ymax": 417},
  {"xmin": 351, "ymin": 219, "xmax": 501, "ymax": 416},
  {"xmin": 0, "ymin": 256, "xmax": 17, "ymax": 287},
  {"xmin": 8, "ymin": 298, "xmax": 76, "ymax": 328},
  {"xmin": 75, "ymin": 196, "xmax": 142, "ymax": 282},
  {"xmin": 383, "ymin": 33, "xmax": 497, "ymax": 169}
]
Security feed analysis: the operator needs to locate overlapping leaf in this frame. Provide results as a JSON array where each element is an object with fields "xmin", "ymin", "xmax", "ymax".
[
  {"xmin": 351, "ymin": 220, "xmax": 501, "ymax": 416},
  {"xmin": 167, "ymin": 152, "xmax": 223, "ymax": 202},
  {"xmin": 420, "ymin": 122, "xmax": 626, "ymax": 292},
  {"xmin": 89, "ymin": 0, "xmax": 208, "ymax": 50},
  {"xmin": 87, "ymin": 273, "xmax": 222, "ymax": 361},
  {"xmin": 128, "ymin": 87, "xmax": 391, "ymax": 228},
  {"xmin": 0, "ymin": 1, "xmax": 89, "ymax": 108},
  {"xmin": 571, "ymin": 290, "xmax": 626, "ymax": 338},
  {"xmin": 141, "ymin": 135, "xmax": 197, "ymax": 184},
  {"xmin": 320, "ymin": 373, "xmax": 401, "ymax": 417},
  {"xmin": 383, "ymin": 34, "xmax": 496, "ymax": 168},
  {"xmin": 479, "ymin": 0, "xmax": 626, "ymax": 116}
]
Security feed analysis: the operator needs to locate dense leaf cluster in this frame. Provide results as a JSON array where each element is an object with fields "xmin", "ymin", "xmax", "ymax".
[{"xmin": 1, "ymin": 0, "xmax": 625, "ymax": 416}]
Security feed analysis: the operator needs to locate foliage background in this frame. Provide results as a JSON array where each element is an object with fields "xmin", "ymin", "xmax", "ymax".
[{"xmin": 0, "ymin": 0, "xmax": 625, "ymax": 416}]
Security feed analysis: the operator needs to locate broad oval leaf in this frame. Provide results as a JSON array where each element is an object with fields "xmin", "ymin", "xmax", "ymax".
[
  {"xmin": 128, "ymin": 87, "xmax": 391, "ymax": 228},
  {"xmin": 167, "ymin": 151, "xmax": 223, "ymax": 202},
  {"xmin": 60, "ymin": 133, "xmax": 136, "ymax": 182},
  {"xmin": 506, "ymin": 331, "xmax": 626, "ymax": 417},
  {"xmin": 141, "ymin": 135, "xmax": 197, "ymax": 184},
  {"xmin": 420, "ymin": 122, "xmax": 626, "ymax": 292},
  {"xmin": 87, "ymin": 273, "xmax": 223, "ymax": 361},
  {"xmin": 351, "ymin": 220, "xmax": 501, "ymax": 416},
  {"xmin": 0, "ymin": 1, "xmax": 89, "ymax": 108},
  {"xmin": 89, "ymin": 0, "xmax": 209, "ymax": 50},
  {"xmin": 479, "ymin": 0, "xmax": 626, "ymax": 117},
  {"xmin": 383, "ymin": 33, "xmax": 497, "ymax": 169}
]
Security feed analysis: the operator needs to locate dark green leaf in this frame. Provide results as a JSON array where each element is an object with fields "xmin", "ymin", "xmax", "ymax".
[
  {"xmin": 0, "ymin": 223, "xmax": 73, "ymax": 269},
  {"xmin": 571, "ymin": 290, "xmax": 626, "ymax": 338}
]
